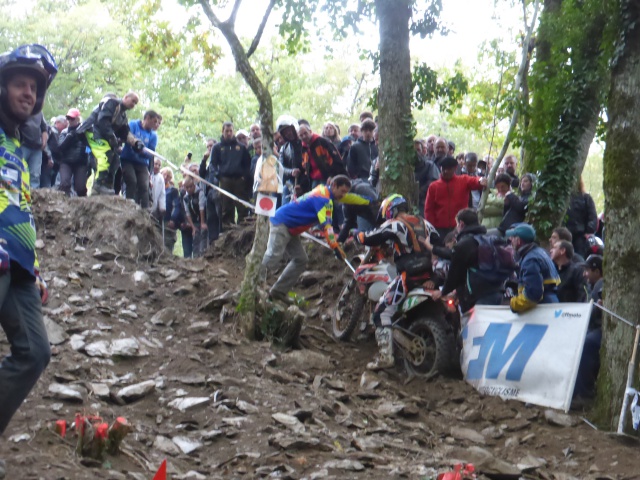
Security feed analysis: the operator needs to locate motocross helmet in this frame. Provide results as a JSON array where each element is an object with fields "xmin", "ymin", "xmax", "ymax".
[
  {"xmin": 0, "ymin": 44, "xmax": 58, "ymax": 116},
  {"xmin": 275, "ymin": 115, "xmax": 299, "ymax": 133},
  {"xmin": 377, "ymin": 194, "xmax": 409, "ymax": 223},
  {"xmin": 585, "ymin": 234, "xmax": 604, "ymax": 256}
]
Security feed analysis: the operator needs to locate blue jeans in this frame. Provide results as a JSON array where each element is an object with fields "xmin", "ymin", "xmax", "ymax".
[
  {"xmin": 21, "ymin": 146, "xmax": 43, "ymax": 190},
  {"xmin": 0, "ymin": 272, "xmax": 50, "ymax": 434}
]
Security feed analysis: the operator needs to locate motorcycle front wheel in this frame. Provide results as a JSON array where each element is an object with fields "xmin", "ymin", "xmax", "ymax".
[
  {"xmin": 332, "ymin": 279, "xmax": 366, "ymax": 341},
  {"xmin": 403, "ymin": 317, "xmax": 454, "ymax": 377}
]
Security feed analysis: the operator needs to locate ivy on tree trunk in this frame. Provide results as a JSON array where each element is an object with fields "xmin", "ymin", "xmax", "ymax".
[
  {"xmin": 374, "ymin": 0, "xmax": 417, "ymax": 205},
  {"xmin": 594, "ymin": 0, "xmax": 640, "ymax": 430}
]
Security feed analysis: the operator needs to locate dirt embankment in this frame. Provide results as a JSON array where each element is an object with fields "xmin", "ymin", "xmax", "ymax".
[{"xmin": 0, "ymin": 191, "xmax": 637, "ymax": 480}]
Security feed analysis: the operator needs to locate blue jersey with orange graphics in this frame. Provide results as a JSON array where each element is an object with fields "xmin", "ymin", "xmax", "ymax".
[
  {"xmin": 0, "ymin": 127, "xmax": 38, "ymax": 277},
  {"xmin": 271, "ymin": 184, "xmax": 371, "ymax": 236}
]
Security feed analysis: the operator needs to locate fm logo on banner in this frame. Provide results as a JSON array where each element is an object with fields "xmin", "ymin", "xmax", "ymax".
[
  {"xmin": 255, "ymin": 193, "xmax": 277, "ymax": 217},
  {"xmin": 460, "ymin": 303, "xmax": 592, "ymax": 412}
]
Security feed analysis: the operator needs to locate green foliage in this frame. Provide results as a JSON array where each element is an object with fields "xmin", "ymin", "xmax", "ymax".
[{"xmin": 525, "ymin": 0, "xmax": 612, "ymax": 237}]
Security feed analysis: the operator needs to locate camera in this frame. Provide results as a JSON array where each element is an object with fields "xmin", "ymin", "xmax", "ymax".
[{"xmin": 187, "ymin": 152, "xmax": 193, "ymax": 159}]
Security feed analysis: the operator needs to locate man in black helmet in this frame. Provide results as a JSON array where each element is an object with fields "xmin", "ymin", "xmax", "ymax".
[{"xmin": 0, "ymin": 43, "xmax": 57, "ymax": 479}]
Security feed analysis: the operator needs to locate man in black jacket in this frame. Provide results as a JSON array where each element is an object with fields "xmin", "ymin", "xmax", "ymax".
[
  {"xmin": 347, "ymin": 119, "xmax": 378, "ymax": 180},
  {"xmin": 433, "ymin": 209, "xmax": 508, "ymax": 311},
  {"xmin": 209, "ymin": 121, "xmax": 251, "ymax": 226},
  {"xmin": 276, "ymin": 115, "xmax": 309, "ymax": 204},
  {"xmin": 57, "ymin": 108, "xmax": 88, "ymax": 196},
  {"xmin": 76, "ymin": 91, "xmax": 142, "ymax": 195},
  {"xmin": 550, "ymin": 240, "xmax": 587, "ymax": 302}
]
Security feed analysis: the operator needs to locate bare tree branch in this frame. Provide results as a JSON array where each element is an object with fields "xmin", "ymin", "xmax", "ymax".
[
  {"xmin": 477, "ymin": 0, "xmax": 540, "ymax": 220},
  {"xmin": 199, "ymin": 0, "xmax": 223, "ymax": 29},
  {"xmin": 247, "ymin": 0, "xmax": 277, "ymax": 58},
  {"xmin": 227, "ymin": 0, "xmax": 243, "ymax": 26}
]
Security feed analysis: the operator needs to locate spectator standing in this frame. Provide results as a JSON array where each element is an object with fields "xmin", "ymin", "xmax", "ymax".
[
  {"xmin": 346, "ymin": 119, "xmax": 378, "ymax": 180},
  {"xmin": 120, "ymin": 110, "xmax": 159, "ymax": 208},
  {"xmin": 574, "ymin": 254, "xmax": 604, "ymax": 400},
  {"xmin": 502, "ymin": 154, "xmax": 520, "ymax": 188},
  {"xmin": 298, "ymin": 122, "xmax": 346, "ymax": 186},
  {"xmin": 161, "ymin": 167, "xmax": 182, "ymax": 253},
  {"xmin": 182, "ymin": 176, "xmax": 207, "ymax": 257},
  {"xmin": 150, "ymin": 157, "xmax": 165, "ymax": 221},
  {"xmin": 463, "ymin": 152, "xmax": 481, "ymax": 208},
  {"xmin": 500, "ymin": 172, "xmax": 535, "ymax": 233},
  {"xmin": 425, "ymin": 156, "xmax": 486, "ymax": 240},
  {"xmin": 210, "ymin": 122, "xmax": 252, "ymax": 226},
  {"xmin": 199, "ymin": 138, "xmax": 221, "ymax": 245},
  {"xmin": 42, "ymin": 114, "xmax": 67, "ymax": 187},
  {"xmin": 76, "ymin": 91, "xmax": 141, "ymax": 195},
  {"xmin": 432, "ymin": 137, "xmax": 448, "ymax": 169},
  {"xmin": 18, "ymin": 111, "xmax": 47, "ymax": 189},
  {"xmin": 277, "ymin": 115, "xmax": 308, "ymax": 204},
  {"xmin": 57, "ymin": 108, "xmax": 88, "ymax": 196},
  {"xmin": 0, "ymin": 43, "xmax": 58, "ymax": 478},
  {"xmin": 322, "ymin": 122, "xmax": 341, "ymax": 147},
  {"xmin": 564, "ymin": 177, "xmax": 598, "ymax": 258},
  {"xmin": 342, "ymin": 123, "xmax": 360, "ymax": 143},
  {"xmin": 482, "ymin": 173, "xmax": 514, "ymax": 231}
]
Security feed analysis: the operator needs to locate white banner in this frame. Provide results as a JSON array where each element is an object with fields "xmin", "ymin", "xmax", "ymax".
[{"xmin": 461, "ymin": 303, "xmax": 592, "ymax": 412}]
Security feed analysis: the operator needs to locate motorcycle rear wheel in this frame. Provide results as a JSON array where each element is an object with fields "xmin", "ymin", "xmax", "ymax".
[
  {"xmin": 332, "ymin": 280, "xmax": 366, "ymax": 341},
  {"xmin": 403, "ymin": 317, "xmax": 454, "ymax": 377}
]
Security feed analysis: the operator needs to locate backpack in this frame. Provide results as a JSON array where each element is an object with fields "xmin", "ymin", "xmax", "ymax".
[{"xmin": 471, "ymin": 234, "xmax": 517, "ymax": 286}]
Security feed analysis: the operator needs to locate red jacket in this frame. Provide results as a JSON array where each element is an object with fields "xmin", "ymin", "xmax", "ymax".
[{"xmin": 424, "ymin": 175, "xmax": 482, "ymax": 229}]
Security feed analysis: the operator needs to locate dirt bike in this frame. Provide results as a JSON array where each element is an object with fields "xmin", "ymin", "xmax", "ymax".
[{"xmin": 332, "ymin": 246, "xmax": 458, "ymax": 377}]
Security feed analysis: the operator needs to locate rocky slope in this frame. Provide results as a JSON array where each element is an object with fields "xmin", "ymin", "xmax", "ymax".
[{"xmin": 0, "ymin": 191, "xmax": 637, "ymax": 480}]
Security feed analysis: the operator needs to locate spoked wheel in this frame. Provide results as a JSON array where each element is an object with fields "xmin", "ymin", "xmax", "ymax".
[
  {"xmin": 332, "ymin": 280, "xmax": 366, "ymax": 341},
  {"xmin": 402, "ymin": 317, "xmax": 454, "ymax": 377}
]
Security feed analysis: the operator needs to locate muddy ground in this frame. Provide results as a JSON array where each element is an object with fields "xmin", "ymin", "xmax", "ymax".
[{"xmin": 0, "ymin": 191, "xmax": 637, "ymax": 480}]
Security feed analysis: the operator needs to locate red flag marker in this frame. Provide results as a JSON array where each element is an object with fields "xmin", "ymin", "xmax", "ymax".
[{"xmin": 152, "ymin": 459, "xmax": 167, "ymax": 480}]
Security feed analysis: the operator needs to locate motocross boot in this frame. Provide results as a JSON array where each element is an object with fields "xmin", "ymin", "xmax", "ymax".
[
  {"xmin": 91, "ymin": 170, "xmax": 115, "ymax": 196},
  {"xmin": 367, "ymin": 327, "xmax": 394, "ymax": 370}
]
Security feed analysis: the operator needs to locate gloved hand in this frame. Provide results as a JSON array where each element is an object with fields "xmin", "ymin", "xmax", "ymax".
[
  {"xmin": 0, "ymin": 245, "xmax": 9, "ymax": 276},
  {"xmin": 333, "ymin": 245, "xmax": 346, "ymax": 261},
  {"xmin": 34, "ymin": 269, "xmax": 48, "ymax": 305},
  {"xmin": 133, "ymin": 140, "xmax": 145, "ymax": 153}
]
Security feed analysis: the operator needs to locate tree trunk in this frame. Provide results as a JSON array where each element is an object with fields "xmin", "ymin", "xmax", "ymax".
[
  {"xmin": 523, "ymin": 0, "xmax": 563, "ymax": 173},
  {"xmin": 594, "ymin": 0, "xmax": 640, "ymax": 430},
  {"xmin": 375, "ymin": 0, "xmax": 416, "ymax": 205},
  {"xmin": 525, "ymin": 0, "xmax": 609, "ymax": 239},
  {"xmin": 199, "ymin": 1, "xmax": 275, "ymax": 339}
]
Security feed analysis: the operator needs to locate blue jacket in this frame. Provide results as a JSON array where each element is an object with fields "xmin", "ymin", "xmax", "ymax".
[
  {"xmin": 120, "ymin": 120, "xmax": 157, "ymax": 168},
  {"xmin": 164, "ymin": 186, "xmax": 183, "ymax": 225},
  {"xmin": 511, "ymin": 243, "xmax": 561, "ymax": 312}
]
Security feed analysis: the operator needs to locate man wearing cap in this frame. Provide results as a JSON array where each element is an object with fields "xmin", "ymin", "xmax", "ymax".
[
  {"xmin": 57, "ymin": 108, "xmax": 89, "ymax": 196},
  {"xmin": 0, "ymin": 44, "xmax": 58, "ymax": 478},
  {"xmin": 425, "ymin": 155, "xmax": 487, "ymax": 240},
  {"xmin": 574, "ymin": 254, "xmax": 603, "ymax": 401},
  {"xmin": 209, "ymin": 121, "xmax": 251, "ymax": 226},
  {"xmin": 505, "ymin": 223, "xmax": 560, "ymax": 313}
]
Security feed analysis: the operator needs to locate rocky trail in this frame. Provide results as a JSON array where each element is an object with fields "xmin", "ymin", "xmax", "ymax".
[{"xmin": 0, "ymin": 191, "xmax": 637, "ymax": 480}]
